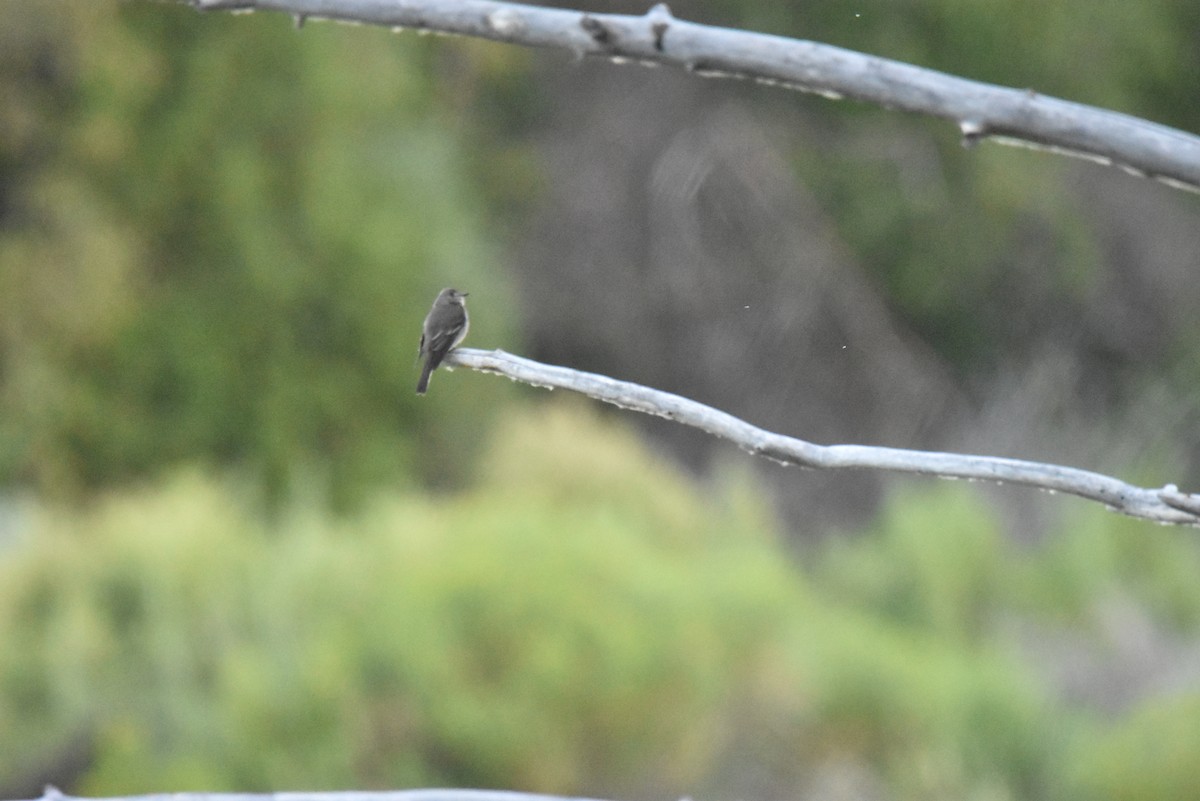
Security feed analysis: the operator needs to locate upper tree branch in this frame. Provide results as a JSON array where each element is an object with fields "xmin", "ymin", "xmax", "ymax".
[
  {"xmin": 444, "ymin": 348, "xmax": 1200, "ymax": 527},
  {"xmin": 187, "ymin": 0, "xmax": 1200, "ymax": 193}
]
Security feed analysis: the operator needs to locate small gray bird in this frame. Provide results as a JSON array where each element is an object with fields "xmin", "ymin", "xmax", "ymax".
[{"xmin": 416, "ymin": 288, "xmax": 469, "ymax": 395}]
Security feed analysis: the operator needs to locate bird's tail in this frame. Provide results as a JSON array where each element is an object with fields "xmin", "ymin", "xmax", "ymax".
[{"xmin": 416, "ymin": 359, "xmax": 434, "ymax": 395}]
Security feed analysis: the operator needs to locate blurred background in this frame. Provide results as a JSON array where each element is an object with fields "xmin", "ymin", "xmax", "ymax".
[{"xmin": 2, "ymin": 1, "xmax": 1200, "ymax": 799}]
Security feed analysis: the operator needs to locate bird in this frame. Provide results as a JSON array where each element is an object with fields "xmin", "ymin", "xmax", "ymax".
[{"xmin": 416, "ymin": 287, "xmax": 469, "ymax": 395}]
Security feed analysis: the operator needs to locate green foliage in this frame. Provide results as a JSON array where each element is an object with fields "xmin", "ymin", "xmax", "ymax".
[
  {"xmin": 797, "ymin": 485, "xmax": 1052, "ymax": 796},
  {"xmin": 6, "ymin": 407, "xmax": 1198, "ymax": 799},
  {"xmin": 1067, "ymin": 693, "xmax": 1200, "ymax": 801},
  {"xmin": 1029, "ymin": 502, "xmax": 1200, "ymax": 632},
  {"xmin": 816, "ymin": 483, "xmax": 1014, "ymax": 643},
  {"xmin": 737, "ymin": 0, "xmax": 1197, "ymax": 377},
  {"xmin": 804, "ymin": 481, "xmax": 1200, "ymax": 799},
  {"xmin": 0, "ymin": 1, "xmax": 515, "ymax": 504},
  {"xmin": 782, "ymin": 608, "xmax": 1051, "ymax": 799},
  {"xmin": 789, "ymin": 118, "xmax": 1102, "ymax": 371},
  {"xmin": 2, "ymin": 3, "xmax": 1199, "ymax": 798}
]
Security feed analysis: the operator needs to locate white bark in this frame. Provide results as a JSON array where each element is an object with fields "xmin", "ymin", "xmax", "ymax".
[
  {"xmin": 28, "ymin": 789, "xmax": 597, "ymax": 801},
  {"xmin": 446, "ymin": 348, "xmax": 1200, "ymax": 527}
]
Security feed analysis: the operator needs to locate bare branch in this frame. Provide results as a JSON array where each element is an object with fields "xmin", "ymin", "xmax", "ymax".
[
  {"xmin": 444, "ymin": 348, "xmax": 1200, "ymax": 527},
  {"xmin": 28, "ymin": 789, "xmax": 601, "ymax": 801},
  {"xmin": 185, "ymin": 0, "xmax": 1200, "ymax": 192}
]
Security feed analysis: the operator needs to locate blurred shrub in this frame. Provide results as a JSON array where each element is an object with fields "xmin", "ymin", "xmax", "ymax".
[
  {"xmin": 0, "ymin": 402, "xmax": 798, "ymax": 794},
  {"xmin": 1031, "ymin": 503, "xmax": 1200, "ymax": 632},
  {"xmin": 802, "ymin": 482, "xmax": 1200, "ymax": 799},
  {"xmin": 0, "ymin": 1, "xmax": 516, "ymax": 505},
  {"xmin": 1066, "ymin": 692, "xmax": 1200, "ymax": 801},
  {"xmin": 815, "ymin": 484, "xmax": 1014, "ymax": 644},
  {"xmin": 704, "ymin": 0, "xmax": 1200, "ymax": 384},
  {"xmin": 3, "ymin": 405, "xmax": 1199, "ymax": 799},
  {"xmin": 776, "ymin": 606, "xmax": 1051, "ymax": 800},
  {"xmin": 784, "ymin": 485, "xmax": 1052, "ymax": 798}
]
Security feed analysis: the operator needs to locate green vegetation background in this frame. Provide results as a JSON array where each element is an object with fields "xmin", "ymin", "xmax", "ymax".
[
  {"xmin": 2, "ymin": 2, "xmax": 1200, "ymax": 800},
  {"xmin": 5, "ymin": 402, "xmax": 1200, "ymax": 800}
]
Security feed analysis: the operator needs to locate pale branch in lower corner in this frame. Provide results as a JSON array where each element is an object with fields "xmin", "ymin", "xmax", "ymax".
[
  {"xmin": 446, "ymin": 347, "xmax": 1200, "ymax": 527},
  {"xmin": 28, "ymin": 789, "xmax": 603, "ymax": 801}
]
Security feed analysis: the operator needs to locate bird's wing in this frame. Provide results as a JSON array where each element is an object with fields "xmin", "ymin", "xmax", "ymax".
[{"xmin": 425, "ymin": 321, "xmax": 466, "ymax": 353}]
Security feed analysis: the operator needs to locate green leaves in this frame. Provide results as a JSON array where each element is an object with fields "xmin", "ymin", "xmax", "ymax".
[
  {"xmin": 0, "ymin": 2, "xmax": 513, "ymax": 503},
  {"xmin": 4, "ymin": 408, "xmax": 1199, "ymax": 798}
]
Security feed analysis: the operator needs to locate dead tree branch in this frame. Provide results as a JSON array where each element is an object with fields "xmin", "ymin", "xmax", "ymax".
[
  {"xmin": 186, "ymin": 0, "xmax": 1200, "ymax": 192},
  {"xmin": 27, "ymin": 789, "xmax": 598, "ymax": 801},
  {"xmin": 445, "ymin": 348, "xmax": 1200, "ymax": 527}
]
